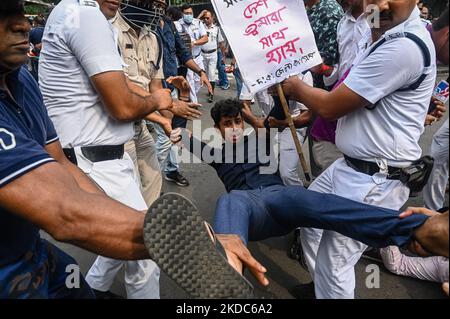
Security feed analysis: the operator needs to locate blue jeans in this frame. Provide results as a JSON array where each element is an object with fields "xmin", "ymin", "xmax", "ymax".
[
  {"xmin": 233, "ymin": 67, "xmax": 244, "ymax": 99},
  {"xmin": 0, "ymin": 239, "xmax": 95, "ymax": 299},
  {"xmin": 213, "ymin": 185, "xmax": 427, "ymax": 247},
  {"xmin": 153, "ymin": 122, "xmax": 179, "ymax": 174},
  {"xmin": 217, "ymin": 51, "xmax": 229, "ymax": 87}
]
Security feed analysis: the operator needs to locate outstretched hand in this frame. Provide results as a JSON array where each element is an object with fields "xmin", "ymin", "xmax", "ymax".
[
  {"xmin": 171, "ymin": 99, "xmax": 202, "ymax": 120},
  {"xmin": 166, "ymin": 76, "xmax": 191, "ymax": 97},
  {"xmin": 200, "ymin": 72, "xmax": 213, "ymax": 95},
  {"xmin": 216, "ymin": 234, "xmax": 269, "ymax": 287}
]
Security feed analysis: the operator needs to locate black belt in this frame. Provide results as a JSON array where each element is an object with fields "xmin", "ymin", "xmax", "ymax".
[
  {"xmin": 202, "ymin": 48, "xmax": 217, "ymax": 54},
  {"xmin": 63, "ymin": 145, "xmax": 125, "ymax": 165},
  {"xmin": 344, "ymin": 155, "xmax": 402, "ymax": 180}
]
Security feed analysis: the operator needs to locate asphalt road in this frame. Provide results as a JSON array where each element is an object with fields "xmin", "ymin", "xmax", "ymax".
[{"xmin": 43, "ymin": 71, "xmax": 449, "ymax": 299}]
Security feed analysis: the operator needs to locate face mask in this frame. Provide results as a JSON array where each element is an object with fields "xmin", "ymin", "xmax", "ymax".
[
  {"xmin": 120, "ymin": 1, "xmax": 165, "ymax": 32},
  {"xmin": 183, "ymin": 14, "xmax": 194, "ymax": 24}
]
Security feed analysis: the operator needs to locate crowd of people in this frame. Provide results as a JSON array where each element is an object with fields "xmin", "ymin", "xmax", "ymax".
[{"xmin": 0, "ymin": 0, "xmax": 449, "ymax": 299}]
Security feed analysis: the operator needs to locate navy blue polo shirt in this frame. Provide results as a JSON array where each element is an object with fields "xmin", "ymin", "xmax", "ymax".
[
  {"xmin": 0, "ymin": 67, "xmax": 58, "ymax": 266},
  {"xmin": 185, "ymin": 132, "xmax": 283, "ymax": 193}
]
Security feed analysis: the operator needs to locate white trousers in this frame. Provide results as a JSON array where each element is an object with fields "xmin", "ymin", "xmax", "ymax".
[
  {"xmin": 277, "ymin": 128, "xmax": 306, "ymax": 186},
  {"xmin": 301, "ymin": 158, "xmax": 410, "ymax": 299},
  {"xmin": 75, "ymin": 149, "xmax": 160, "ymax": 299},
  {"xmin": 202, "ymin": 51, "xmax": 218, "ymax": 83},
  {"xmin": 187, "ymin": 55, "xmax": 204, "ymax": 103},
  {"xmin": 424, "ymin": 119, "xmax": 449, "ymax": 211}
]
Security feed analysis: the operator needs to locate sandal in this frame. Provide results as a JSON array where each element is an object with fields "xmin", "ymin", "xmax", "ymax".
[{"xmin": 143, "ymin": 193, "xmax": 255, "ymax": 299}]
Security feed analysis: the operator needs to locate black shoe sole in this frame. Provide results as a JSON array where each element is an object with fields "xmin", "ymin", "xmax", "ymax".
[
  {"xmin": 164, "ymin": 175, "xmax": 190, "ymax": 187},
  {"xmin": 143, "ymin": 193, "xmax": 255, "ymax": 299}
]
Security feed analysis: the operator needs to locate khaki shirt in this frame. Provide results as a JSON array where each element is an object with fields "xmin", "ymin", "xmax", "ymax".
[{"xmin": 112, "ymin": 14, "xmax": 164, "ymax": 90}]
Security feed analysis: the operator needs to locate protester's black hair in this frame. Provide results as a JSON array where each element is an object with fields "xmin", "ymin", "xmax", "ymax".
[
  {"xmin": 211, "ymin": 99, "xmax": 243, "ymax": 126},
  {"xmin": 0, "ymin": 0, "xmax": 24, "ymax": 18},
  {"xmin": 432, "ymin": 8, "xmax": 449, "ymax": 31},
  {"xmin": 166, "ymin": 6, "xmax": 182, "ymax": 21},
  {"xmin": 180, "ymin": 3, "xmax": 192, "ymax": 12}
]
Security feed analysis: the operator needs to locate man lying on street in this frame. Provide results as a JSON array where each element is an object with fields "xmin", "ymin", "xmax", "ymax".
[{"xmin": 172, "ymin": 99, "xmax": 449, "ymax": 260}]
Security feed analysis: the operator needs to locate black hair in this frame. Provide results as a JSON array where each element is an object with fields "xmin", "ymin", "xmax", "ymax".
[
  {"xmin": 432, "ymin": 8, "xmax": 449, "ymax": 32},
  {"xmin": 166, "ymin": 6, "xmax": 182, "ymax": 21},
  {"xmin": 180, "ymin": 3, "xmax": 192, "ymax": 12},
  {"xmin": 210, "ymin": 99, "xmax": 243, "ymax": 126},
  {"xmin": 0, "ymin": 0, "xmax": 24, "ymax": 18}
]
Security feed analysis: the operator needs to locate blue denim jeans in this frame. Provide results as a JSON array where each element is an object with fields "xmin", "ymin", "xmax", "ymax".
[
  {"xmin": 213, "ymin": 185, "xmax": 427, "ymax": 247},
  {"xmin": 233, "ymin": 67, "xmax": 244, "ymax": 99},
  {"xmin": 217, "ymin": 51, "xmax": 229, "ymax": 87},
  {"xmin": 153, "ymin": 122, "xmax": 179, "ymax": 174}
]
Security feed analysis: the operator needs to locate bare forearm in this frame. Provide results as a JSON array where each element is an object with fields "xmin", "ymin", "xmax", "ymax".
[
  {"xmin": 246, "ymin": 113, "xmax": 264, "ymax": 129},
  {"xmin": 124, "ymin": 81, "xmax": 160, "ymax": 120},
  {"xmin": 286, "ymin": 80, "xmax": 369, "ymax": 120},
  {"xmin": 145, "ymin": 112, "xmax": 168, "ymax": 126},
  {"xmin": 195, "ymin": 35, "xmax": 208, "ymax": 46},
  {"xmin": 185, "ymin": 59, "xmax": 202, "ymax": 74},
  {"xmin": 62, "ymin": 161, "xmax": 105, "ymax": 195},
  {"xmin": 0, "ymin": 163, "xmax": 150, "ymax": 260},
  {"xmin": 45, "ymin": 142, "xmax": 103, "ymax": 195},
  {"xmin": 92, "ymin": 72, "xmax": 160, "ymax": 122},
  {"xmin": 293, "ymin": 111, "xmax": 313, "ymax": 128},
  {"xmin": 67, "ymin": 192, "xmax": 149, "ymax": 260}
]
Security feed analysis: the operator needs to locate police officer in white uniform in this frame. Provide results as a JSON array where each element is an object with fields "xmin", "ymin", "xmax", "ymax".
[
  {"xmin": 198, "ymin": 10, "xmax": 226, "ymax": 103},
  {"xmin": 424, "ymin": 118, "xmax": 449, "ymax": 211},
  {"xmin": 39, "ymin": 0, "xmax": 172, "ymax": 299},
  {"xmin": 175, "ymin": 4, "xmax": 208, "ymax": 103},
  {"xmin": 278, "ymin": 1, "xmax": 436, "ymax": 298}
]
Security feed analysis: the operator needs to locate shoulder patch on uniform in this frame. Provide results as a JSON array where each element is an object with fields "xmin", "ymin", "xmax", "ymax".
[{"xmin": 79, "ymin": 0, "xmax": 99, "ymax": 8}]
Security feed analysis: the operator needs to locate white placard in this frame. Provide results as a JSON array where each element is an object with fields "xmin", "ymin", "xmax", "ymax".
[{"xmin": 212, "ymin": 0, "xmax": 322, "ymax": 94}]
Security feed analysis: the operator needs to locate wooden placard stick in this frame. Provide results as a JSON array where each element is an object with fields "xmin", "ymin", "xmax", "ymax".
[{"xmin": 276, "ymin": 83, "xmax": 311, "ymax": 181}]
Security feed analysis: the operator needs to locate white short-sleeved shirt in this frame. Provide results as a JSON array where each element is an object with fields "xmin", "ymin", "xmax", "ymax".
[
  {"xmin": 324, "ymin": 10, "xmax": 370, "ymax": 86},
  {"xmin": 175, "ymin": 18, "xmax": 207, "ymax": 58},
  {"xmin": 39, "ymin": 0, "xmax": 133, "ymax": 148},
  {"xmin": 337, "ymin": 7, "xmax": 436, "ymax": 167},
  {"xmin": 202, "ymin": 24, "xmax": 224, "ymax": 52}
]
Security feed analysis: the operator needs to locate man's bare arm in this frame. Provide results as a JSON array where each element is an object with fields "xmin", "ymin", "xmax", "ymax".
[
  {"xmin": 278, "ymin": 76, "xmax": 370, "ymax": 121},
  {"xmin": 91, "ymin": 71, "xmax": 172, "ymax": 122},
  {"xmin": 0, "ymin": 162, "xmax": 150, "ymax": 260},
  {"xmin": 45, "ymin": 141, "xmax": 104, "ymax": 195},
  {"xmin": 194, "ymin": 35, "xmax": 208, "ymax": 46}
]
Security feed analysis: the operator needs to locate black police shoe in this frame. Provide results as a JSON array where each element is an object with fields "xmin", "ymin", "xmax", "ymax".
[{"xmin": 165, "ymin": 171, "xmax": 190, "ymax": 187}]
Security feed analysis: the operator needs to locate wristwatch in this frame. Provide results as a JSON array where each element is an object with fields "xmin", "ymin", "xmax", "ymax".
[
  {"xmin": 179, "ymin": 96, "xmax": 191, "ymax": 102},
  {"xmin": 197, "ymin": 69, "xmax": 206, "ymax": 76}
]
